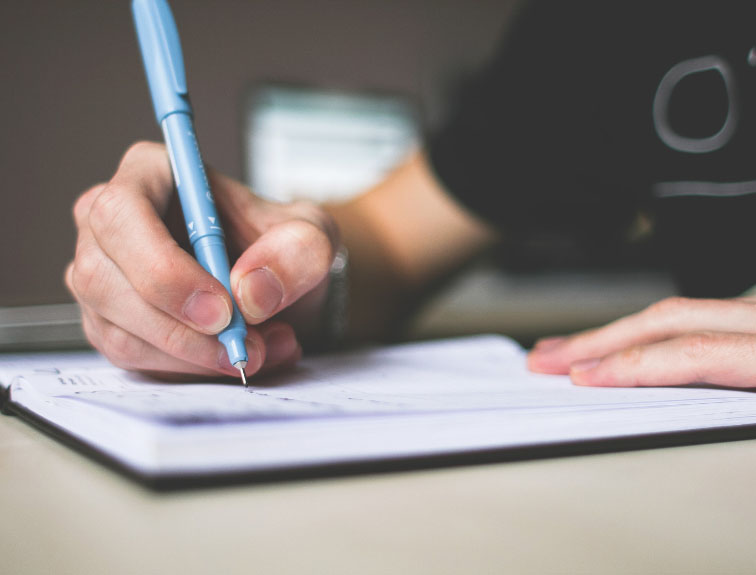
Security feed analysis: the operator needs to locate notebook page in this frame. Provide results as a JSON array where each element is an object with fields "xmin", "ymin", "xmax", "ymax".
[
  {"xmin": 8, "ymin": 335, "xmax": 756, "ymax": 475},
  {"xmin": 11, "ymin": 335, "xmax": 756, "ymax": 423},
  {"xmin": 0, "ymin": 350, "xmax": 107, "ymax": 388}
]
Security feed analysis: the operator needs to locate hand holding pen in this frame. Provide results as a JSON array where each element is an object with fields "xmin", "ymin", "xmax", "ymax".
[
  {"xmin": 64, "ymin": 1, "xmax": 339, "ymax": 380},
  {"xmin": 133, "ymin": 0, "xmax": 250, "ymax": 383},
  {"xmin": 65, "ymin": 140, "xmax": 338, "ymax": 379}
]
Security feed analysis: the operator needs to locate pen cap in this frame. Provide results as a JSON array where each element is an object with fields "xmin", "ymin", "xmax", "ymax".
[{"xmin": 132, "ymin": 0, "xmax": 192, "ymax": 123}]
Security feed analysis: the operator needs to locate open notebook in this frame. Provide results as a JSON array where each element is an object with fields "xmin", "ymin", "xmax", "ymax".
[{"xmin": 3, "ymin": 335, "xmax": 756, "ymax": 488}]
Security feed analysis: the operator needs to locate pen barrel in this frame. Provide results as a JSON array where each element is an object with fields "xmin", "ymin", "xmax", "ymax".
[
  {"xmin": 194, "ymin": 236, "xmax": 248, "ymax": 364},
  {"xmin": 132, "ymin": 0, "xmax": 191, "ymax": 124},
  {"xmin": 161, "ymin": 113, "xmax": 221, "ymax": 244},
  {"xmin": 162, "ymin": 113, "xmax": 248, "ymax": 364}
]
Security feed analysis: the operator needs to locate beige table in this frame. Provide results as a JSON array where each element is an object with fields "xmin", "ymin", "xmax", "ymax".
[{"xmin": 2, "ymin": 413, "xmax": 756, "ymax": 574}]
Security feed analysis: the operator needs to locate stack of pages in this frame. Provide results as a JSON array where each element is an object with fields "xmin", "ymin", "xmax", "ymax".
[{"xmin": 2, "ymin": 335, "xmax": 756, "ymax": 487}]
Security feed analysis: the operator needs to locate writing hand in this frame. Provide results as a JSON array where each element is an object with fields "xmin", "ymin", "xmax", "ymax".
[
  {"xmin": 527, "ymin": 296, "xmax": 756, "ymax": 388},
  {"xmin": 66, "ymin": 142, "xmax": 338, "ymax": 378}
]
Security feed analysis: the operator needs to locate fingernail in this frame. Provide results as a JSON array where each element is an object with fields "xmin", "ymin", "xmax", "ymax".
[
  {"xmin": 265, "ymin": 327, "xmax": 298, "ymax": 365},
  {"xmin": 184, "ymin": 291, "xmax": 231, "ymax": 333},
  {"xmin": 239, "ymin": 268, "xmax": 283, "ymax": 320},
  {"xmin": 570, "ymin": 358, "xmax": 601, "ymax": 373},
  {"xmin": 533, "ymin": 337, "xmax": 567, "ymax": 352}
]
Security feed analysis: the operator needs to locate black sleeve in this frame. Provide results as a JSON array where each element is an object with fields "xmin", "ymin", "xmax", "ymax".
[{"xmin": 427, "ymin": 0, "xmax": 644, "ymax": 262}]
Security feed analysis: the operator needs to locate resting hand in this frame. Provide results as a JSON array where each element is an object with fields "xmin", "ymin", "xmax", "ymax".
[
  {"xmin": 527, "ymin": 296, "xmax": 756, "ymax": 388},
  {"xmin": 66, "ymin": 142, "xmax": 339, "ymax": 378}
]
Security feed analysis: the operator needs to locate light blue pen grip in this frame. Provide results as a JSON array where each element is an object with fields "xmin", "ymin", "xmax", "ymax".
[
  {"xmin": 133, "ymin": 0, "xmax": 248, "ymax": 371},
  {"xmin": 162, "ymin": 114, "xmax": 248, "ymax": 367}
]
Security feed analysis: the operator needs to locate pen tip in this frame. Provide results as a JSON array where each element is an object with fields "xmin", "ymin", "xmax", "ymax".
[{"xmin": 233, "ymin": 360, "xmax": 248, "ymax": 387}]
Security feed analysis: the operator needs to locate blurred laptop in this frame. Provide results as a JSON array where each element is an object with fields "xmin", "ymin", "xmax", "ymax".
[
  {"xmin": 243, "ymin": 83, "xmax": 419, "ymax": 203},
  {"xmin": 0, "ymin": 304, "xmax": 88, "ymax": 351}
]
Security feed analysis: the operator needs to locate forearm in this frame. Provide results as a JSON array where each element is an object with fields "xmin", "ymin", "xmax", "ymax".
[
  {"xmin": 326, "ymin": 197, "xmax": 408, "ymax": 341},
  {"xmin": 326, "ymin": 150, "xmax": 499, "ymax": 342}
]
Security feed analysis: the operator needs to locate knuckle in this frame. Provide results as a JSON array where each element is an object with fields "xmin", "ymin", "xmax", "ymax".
[
  {"xmin": 641, "ymin": 297, "xmax": 695, "ymax": 334},
  {"xmin": 71, "ymin": 245, "xmax": 107, "ymax": 300},
  {"xmin": 154, "ymin": 320, "xmax": 192, "ymax": 360},
  {"xmin": 131, "ymin": 256, "xmax": 181, "ymax": 305},
  {"xmin": 618, "ymin": 345, "xmax": 645, "ymax": 369},
  {"xmin": 611, "ymin": 346, "xmax": 646, "ymax": 387},
  {"xmin": 63, "ymin": 262, "xmax": 75, "ymax": 294},
  {"xmin": 286, "ymin": 217, "xmax": 334, "ymax": 272},
  {"xmin": 88, "ymin": 184, "xmax": 129, "ymax": 240},
  {"xmin": 123, "ymin": 140, "xmax": 163, "ymax": 162},
  {"xmin": 289, "ymin": 199, "xmax": 321, "ymax": 221},
  {"xmin": 646, "ymin": 296, "xmax": 691, "ymax": 317},
  {"xmin": 681, "ymin": 332, "xmax": 718, "ymax": 360},
  {"xmin": 289, "ymin": 200, "xmax": 323, "ymax": 223},
  {"xmin": 72, "ymin": 195, "xmax": 90, "ymax": 227},
  {"xmin": 290, "ymin": 201, "xmax": 340, "ymax": 247},
  {"xmin": 72, "ymin": 184, "xmax": 106, "ymax": 226},
  {"xmin": 681, "ymin": 332, "xmax": 722, "ymax": 383}
]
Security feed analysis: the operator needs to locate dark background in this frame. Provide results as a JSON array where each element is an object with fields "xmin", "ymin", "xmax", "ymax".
[{"xmin": 0, "ymin": 0, "xmax": 515, "ymax": 306}]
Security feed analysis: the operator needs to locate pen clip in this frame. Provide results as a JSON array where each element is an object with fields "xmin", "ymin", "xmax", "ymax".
[{"xmin": 132, "ymin": 0, "xmax": 191, "ymax": 122}]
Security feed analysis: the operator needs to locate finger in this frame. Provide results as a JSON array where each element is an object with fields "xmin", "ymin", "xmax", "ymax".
[
  {"xmin": 87, "ymin": 142, "xmax": 233, "ymax": 334},
  {"xmin": 72, "ymin": 183, "xmax": 108, "ymax": 228},
  {"xmin": 528, "ymin": 297, "xmax": 756, "ymax": 374},
  {"xmin": 205, "ymin": 167, "xmax": 265, "ymax": 251},
  {"xmin": 568, "ymin": 332, "xmax": 756, "ymax": 388},
  {"xmin": 259, "ymin": 322, "xmax": 302, "ymax": 370},
  {"xmin": 207, "ymin": 168, "xmax": 339, "ymax": 254},
  {"xmin": 80, "ymin": 303, "xmax": 267, "ymax": 377},
  {"xmin": 230, "ymin": 201, "xmax": 338, "ymax": 324},
  {"xmin": 67, "ymin": 238, "xmax": 266, "ymax": 377},
  {"xmin": 107, "ymin": 141, "xmax": 176, "ymax": 212},
  {"xmin": 79, "ymin": 306, "xmax": 222, "ymax": 376}
]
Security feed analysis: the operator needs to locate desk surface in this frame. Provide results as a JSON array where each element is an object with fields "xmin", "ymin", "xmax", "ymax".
[{"xmin": 2, "ymin": 415, "xmax": 756, "ymax": 574}]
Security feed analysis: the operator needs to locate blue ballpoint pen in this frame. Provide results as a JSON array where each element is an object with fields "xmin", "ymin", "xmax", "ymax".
[{"xmin": 132, "ymin": 0, "xmax": 249, "ymax": 384}]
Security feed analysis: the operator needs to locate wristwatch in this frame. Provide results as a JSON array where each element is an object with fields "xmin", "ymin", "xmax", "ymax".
[{"xmin": 320, "ymin": 245, "xmax": 349, "ymax": 349}]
